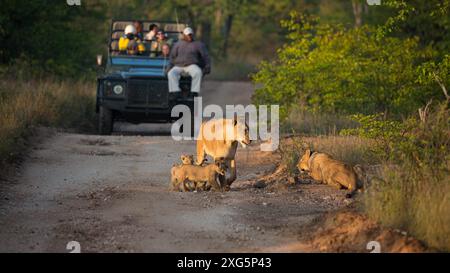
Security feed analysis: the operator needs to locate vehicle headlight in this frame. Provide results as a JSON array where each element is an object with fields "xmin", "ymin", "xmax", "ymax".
[{"xmin": 113, "ymin": 84, "xmax": 124, "ymax": 95}]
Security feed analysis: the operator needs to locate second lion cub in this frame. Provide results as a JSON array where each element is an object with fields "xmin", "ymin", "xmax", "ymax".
[{"xmin": 170, "ymin": 162, "xmax": 226, "ymax": 192}]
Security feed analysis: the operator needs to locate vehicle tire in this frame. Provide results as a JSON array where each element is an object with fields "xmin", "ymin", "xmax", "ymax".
[{"xmin": 98, "ymin": 106, "xmax": 113, "ymax": 135}]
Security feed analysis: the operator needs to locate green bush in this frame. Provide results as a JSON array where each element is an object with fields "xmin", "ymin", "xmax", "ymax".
[
  {"xmin": 251, "ymin": 12, "xmax": 444, "ymax": 121},
  {"xmin": 340, "ymin": 114, "xmax": 406, "ymax": 161}
]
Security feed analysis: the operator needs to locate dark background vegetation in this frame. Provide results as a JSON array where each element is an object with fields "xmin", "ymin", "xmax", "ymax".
[{"xmin": 4, "ymin": 0, "xmax": 447, "ymax": 79}]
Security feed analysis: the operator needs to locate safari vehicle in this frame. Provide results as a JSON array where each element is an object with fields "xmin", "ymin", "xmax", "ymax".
[{"xmin": 96, "ymin": 20, "xmax": 195, "ymax": 135}]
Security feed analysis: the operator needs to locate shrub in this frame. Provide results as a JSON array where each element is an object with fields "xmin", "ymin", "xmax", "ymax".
[
  {"xmin": 359, "ymin": 103, "xmax": 450, "ymax": 251},
  {"xmin": 251, "ymin": 12, "xmax": 442, "ymax": 121}
]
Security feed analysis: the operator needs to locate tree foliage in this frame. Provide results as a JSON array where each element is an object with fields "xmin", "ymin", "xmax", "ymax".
[
  {"xmin": 252, "ymin": 10, "xmax": 449, "ymax": 120},
  {"xmin": 0, "ymin": 0, "xmax": 448, "ymax": 79},
  {"xmin": 0, "ymin": 0, "xmax": 107, "ymax": 77}
]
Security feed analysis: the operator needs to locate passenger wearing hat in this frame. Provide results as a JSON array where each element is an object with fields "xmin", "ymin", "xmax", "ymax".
[
  {"xmin": 167, "ymin": 27, "xmax": 211, "ymax": 95},
  {"xmin": 119, "ymin": 24, "xmax": 145, "ymax": 55}
]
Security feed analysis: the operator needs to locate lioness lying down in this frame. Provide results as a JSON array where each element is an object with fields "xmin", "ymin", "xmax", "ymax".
[
  {"xmin": 297, "ymin": 149, "xmax": 361, "ymax": 198},
  {"xmin": 170, "ymin": 161, "xmax": 226, "ymax": 192}
]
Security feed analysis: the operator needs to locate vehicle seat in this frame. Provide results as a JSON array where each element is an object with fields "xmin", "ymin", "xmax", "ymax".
[
  {"xmin": 110, "ymin": 40, "xmax": 119, "ymax": 51},
  {"xmin": 111, "ymin": 31, "xmax": 123, "ymax": 40},
  {"xmin": 112, "ymin": 21, "xmax": 132, "ymax": 31}
]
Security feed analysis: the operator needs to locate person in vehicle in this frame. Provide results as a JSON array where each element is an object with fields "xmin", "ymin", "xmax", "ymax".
[
  {"xmin": 133, "ymin": 20, "xmax": 144, "ymax": 41},
  {"xmin": 161, "ymin": 43, "xmax": 171, "ymax": 58},
  {"xmin": 145, "ymin": 24, "xmax": 159, "ymax": 41},
  {"xmin": 150, "ymin": 30, "xmax": 173, "ymax": 57},
  {"xmin": 119, "ymin": 25, "xmax": 145, "ymax": 55},
  {"xmin": 167, "ymin": 27, "xmax": 210, "ymax": 95}
]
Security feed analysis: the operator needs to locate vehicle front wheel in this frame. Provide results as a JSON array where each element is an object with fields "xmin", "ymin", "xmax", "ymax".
[{"xmin": 98, "ymin": 106, "xmax": 113, "ymax": 135}]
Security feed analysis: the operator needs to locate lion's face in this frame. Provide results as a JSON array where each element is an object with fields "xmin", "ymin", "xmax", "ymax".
[
  {"xmin": 297, "ymin": 149, "xmax": 311, "ymax": 173},
  {"xmin": 214, "ymin": 161, "xmax": 227, "ymax": 175},
  {"xmin": 234, "ymin": 120, "xmax": 251, "ymax": 148},
  {"xmin": 180, "ymin": 154, "xmax": 194, "ymax": 165}
]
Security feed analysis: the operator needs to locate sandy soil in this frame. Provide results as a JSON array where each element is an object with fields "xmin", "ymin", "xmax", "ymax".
[{"xmin": 0, "ymin": 81, "xmax": 354, "ymax": 253}]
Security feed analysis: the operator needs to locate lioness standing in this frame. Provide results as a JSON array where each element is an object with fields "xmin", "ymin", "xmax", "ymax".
[
  {"xmin": 297, "ymin": 149, "xmax": 360, "ymax": 198},
  {"xmin": 196, "ymin": 118, "xmax": 250, "ymax": 189}
]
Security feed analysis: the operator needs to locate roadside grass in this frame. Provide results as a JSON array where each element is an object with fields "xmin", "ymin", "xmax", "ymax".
[
  {"xmin": 279, "ymin": 104, "xmax": 449, "ymax": 251},
  {"xmin": 365, "ymin": 164, "xmax": 450, "ymax": 251},
  {"xmin": 281, "ymin": 108, "xmax": 359, "ymax": 136},
  {"xmin": 362, "ymin": 104, "xmax": 450, "ymax": 251},
  {"xmin": 0, "ymin": 76, "xmax": 96, "ymax": 164}
]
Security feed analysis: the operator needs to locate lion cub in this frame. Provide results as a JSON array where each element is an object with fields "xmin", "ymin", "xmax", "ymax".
[
  {"xmin": 179, "ymin": 154, "xmax": 194, "ymax": 165},
  {"xmin": 169, "ymin": 154, "xmax": 194, "ymax": 191},
  {"xmin": 170, "ymin": 161, "xmax": 226, "ymax": 192},
  {"xmin": 297, "ymin": 149, "xmax": 360, "ymax": 198}
]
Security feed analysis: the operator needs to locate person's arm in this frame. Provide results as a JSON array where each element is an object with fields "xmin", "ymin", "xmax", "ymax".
[
  {"xmin": 169, "ymin": 42, "xmax": 180, "ymax": 67},
  {"xmin": 167, "ymin": 41, "xmax": 179, "ymax": 71},
  {"xmin": 199, "ymin": 43, "xmax": 211, "ymax": 74}
]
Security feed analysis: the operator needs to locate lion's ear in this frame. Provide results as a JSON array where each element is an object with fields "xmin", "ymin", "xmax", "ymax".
[
  {"xmin": 305, "ymin": 149, "xmax": 311, "ymax": 157},
  {"xmin": 233, "ymin": 116, "xmax": 238, "ymax": 126}
]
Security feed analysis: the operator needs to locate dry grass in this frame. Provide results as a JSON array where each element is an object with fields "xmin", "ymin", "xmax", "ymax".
[
  {"xmin": 0, "ymin": 77, "xmax": 96, "ymax": 163},
  {"xmin": 280, "ymin": 105, "xmax": 450, "ymax": 251},
  {"xmin": 282, "ymin": 108, "xmax": 358, "ymax": 136},
  {"xmin": 365, "ymin": 165, "xmax": 450, "ymax": 251},
  {"xmin": 363, "ymin": 105, "xmax": 450, "ymax": 251}
]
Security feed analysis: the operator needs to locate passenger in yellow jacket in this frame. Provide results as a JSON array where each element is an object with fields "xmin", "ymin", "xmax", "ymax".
[{"xmin": 119, "ymin": 25, "xmax": 145, "ymax": 55}]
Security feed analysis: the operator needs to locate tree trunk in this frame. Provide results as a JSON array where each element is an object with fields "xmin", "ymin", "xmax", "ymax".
[
  {"xmin": 200, "ymin": 22, "xmax": 212, "ymax": 49},
  {"xmin": 222, "ymin": 14, "xmax": 233, "ymax": 58},
  {"xmin": 215, "ymin": 8, "xmax": 222, "ymax": 29},
  {"xmin": 352, "ymin": 0, "xmax": 363, "ymax": 27}
]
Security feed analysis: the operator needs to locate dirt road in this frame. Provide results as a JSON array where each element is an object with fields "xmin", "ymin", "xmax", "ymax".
[{"xmin": 0, "ymin": 81, "xmax": 348, "ymax": 252}]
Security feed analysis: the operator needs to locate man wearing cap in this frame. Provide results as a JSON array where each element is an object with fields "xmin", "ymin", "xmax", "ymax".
[{"xmin": 167, "ymin": 27, "xmax": 211, "ymax": 96}]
